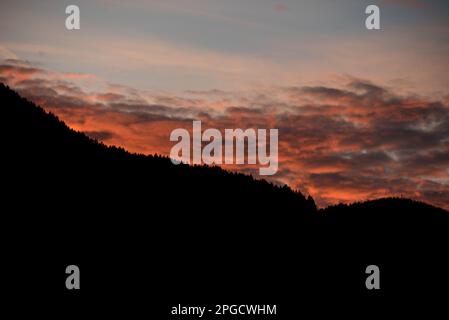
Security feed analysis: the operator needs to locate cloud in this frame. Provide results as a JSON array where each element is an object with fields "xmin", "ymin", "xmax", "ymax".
[
  {"xmin": 84, "ymin": 130, "xmax": 115, "ymax": 141},
  {"xmin": 1, "ymin": 59, "xmax": 448, "ymax": 209},
  {"xmin": 0, "ymin": 46, "xmax": 18, "ymax": 60}
]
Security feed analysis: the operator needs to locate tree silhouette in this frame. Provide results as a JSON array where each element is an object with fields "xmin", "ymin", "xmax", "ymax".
[{"xmin": 2, "ymin": 82, "xmax": 448, "ymax": 310}]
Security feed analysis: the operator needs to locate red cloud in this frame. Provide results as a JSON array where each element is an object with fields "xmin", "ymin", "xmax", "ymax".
[{"xmin": 1, "ymin": 60, "xmax": 448, "ymax": 210}]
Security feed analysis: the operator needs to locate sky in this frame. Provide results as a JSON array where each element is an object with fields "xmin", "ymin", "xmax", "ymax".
[{"xmin": 1, "ymin": 0, "xmax": 449, "ymax": 209}]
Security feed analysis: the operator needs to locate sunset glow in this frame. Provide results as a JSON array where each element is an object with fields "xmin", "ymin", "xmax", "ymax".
[{"xmin": 1, "ymin": 0, "xmax": 448, "ymax": 209}]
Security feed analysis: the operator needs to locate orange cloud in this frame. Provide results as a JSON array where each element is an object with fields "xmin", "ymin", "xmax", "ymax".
[{"xmin": 2, "ymin": 60, "xmax": 449, "ymax": 210}]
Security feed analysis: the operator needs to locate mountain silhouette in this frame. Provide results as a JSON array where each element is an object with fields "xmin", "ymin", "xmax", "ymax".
[
  {"xmin": 2, "ymin": 83, "xmax": 448, "ymax": 313},
  {"xmin": 1, "ymin": 83, "xmax": 316, "ymax": 215}
]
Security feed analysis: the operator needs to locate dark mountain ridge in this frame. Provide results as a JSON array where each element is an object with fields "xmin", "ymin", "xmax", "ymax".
[
  {"xmin": 2, "ymin": 83, "xmax": 445, "ymax": 215},
  {"xmin": 1, "ymin": 83, "xmax": 316, "ymax": 214},
  {"xmin": 2, "ymin": 82, "xmax": 449, "ymax": 311}
]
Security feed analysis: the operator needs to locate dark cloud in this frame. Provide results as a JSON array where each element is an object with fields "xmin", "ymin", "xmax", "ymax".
[
  {"xmin": 84, "ymin": 130, "xmax": 115, "ymax": 141},
  {"xmin": 299, "ymin": 86, "xmax": 356, "ymax": 100}
]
